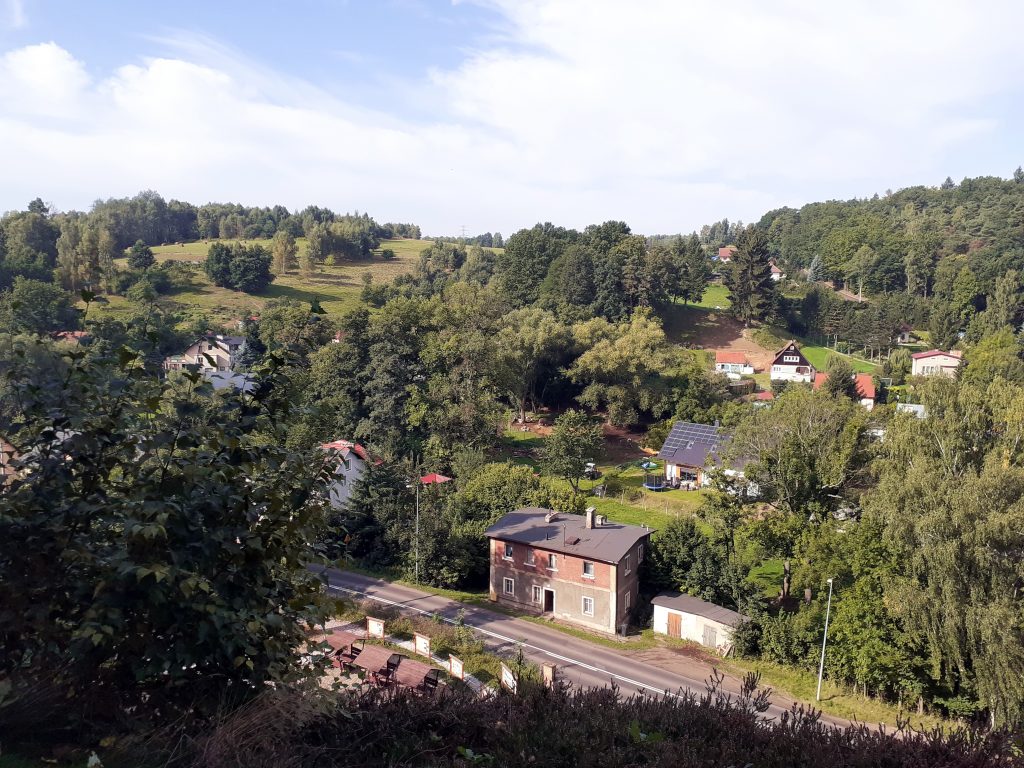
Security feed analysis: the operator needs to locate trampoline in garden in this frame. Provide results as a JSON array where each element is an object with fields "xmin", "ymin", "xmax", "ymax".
[{"xmin": 643, "ymin": 473, "xmax": 666, "ymax": 491}]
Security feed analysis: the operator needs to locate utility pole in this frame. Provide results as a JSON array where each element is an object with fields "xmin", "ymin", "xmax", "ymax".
[
  {"xmin": 816, "ymin": 577, "xmax": 834, "ymax": 701},
  {"xmin": 414, "ymin": 479, "xmax": 421, "ymax": 584}
]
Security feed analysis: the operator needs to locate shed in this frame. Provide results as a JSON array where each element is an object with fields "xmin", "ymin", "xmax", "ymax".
[{"xmin": 651, "ymin": 592, "xmax": 747, "ymax": 652}]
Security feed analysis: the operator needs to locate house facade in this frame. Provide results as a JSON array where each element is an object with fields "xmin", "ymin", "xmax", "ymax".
[
  {"xmin": 164, "ymin": 334, "xmax": 245, "ymax": 373},
  {"xmin": 485, "ymin": 507, "xmax": 653, "ymax": 634},
  {"xmin": 320, "ymin": 439, "xmax": 373, "ymax": 509},
  {"xmin": 657, "ymin": 421, "xmax": 723, "ymax": 487},
  {"xmin": 714, "ymin": 351, "xmax": 754, "ymax": 379},
  {"xmin": 769, "ymin": 262, "xmax": 784, "ymax": 281},
  {"xmin": 812, "ymin": 371, "xmax": 876, "ymax": 410},
  {"xmin": 769, "ymin": 340, "xmax": 815, "ymax": 383},
  {"xmin": 911, "ymin": 349, "xmax": 962, "ymax": 377},
  {"xmin": 652, "ymin": 592, "xmax": 747, "ymax": 653}
]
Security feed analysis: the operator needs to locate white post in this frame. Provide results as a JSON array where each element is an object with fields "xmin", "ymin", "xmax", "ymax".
[
  {"xmin": 816, "ymin": 578, "xmax": 834, "ymax": 701},
  {"xmin": 414, "ymin": 480, "xmax": 420, "ymax": 584}
]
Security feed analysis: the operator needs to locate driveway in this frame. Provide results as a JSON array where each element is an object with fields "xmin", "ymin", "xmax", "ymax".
[{"xmin": 317, "ymin": 568, "xmax": 858, "ymax": 729}]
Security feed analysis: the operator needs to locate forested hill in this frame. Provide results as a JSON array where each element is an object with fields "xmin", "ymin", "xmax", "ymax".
[{"xmin": 754, "ymin": 172, "xmax": 1024, "ymax": 296}]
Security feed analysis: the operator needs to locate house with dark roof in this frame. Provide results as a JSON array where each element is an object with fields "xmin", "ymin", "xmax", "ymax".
[
  {"xmin": 656, "ymin": 421, "xmax": 724, "ymax": 487},
  {"xmin": 651, "ymin": 592, "xmax": 748, "ymax": 652},
  {"xmin": 769, "ymin": 340, "xmax": 815, "ymax": 383},
  {"xmin": 484, "ymin": 507, "xmax": 653, "ymax": 634},
  {"xmin": 812, "ymin": 371, "xmax": 877, "ymax": 410}
]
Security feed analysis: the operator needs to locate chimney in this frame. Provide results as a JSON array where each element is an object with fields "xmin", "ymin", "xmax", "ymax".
[
  {"xmin": 545, "ymin": 510, "xmax": 558, "ymax": 523},
  {"xmin": 596, "ymin": 514, "xmax": 606, "ymax": 527},
  {"xmin": 585, "ymin": 507, "xmax": 595, "ymax": 529}
]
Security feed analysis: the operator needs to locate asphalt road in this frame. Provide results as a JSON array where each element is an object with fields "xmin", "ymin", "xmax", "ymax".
[{"xmin": 318, "ymin": 567, "xmax": 855, "ymax": 728}]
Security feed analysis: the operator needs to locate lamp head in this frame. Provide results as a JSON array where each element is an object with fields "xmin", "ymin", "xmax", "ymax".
[{"xmin": 826, "ymin": 577, "xmax": 834, "ymax": 585}]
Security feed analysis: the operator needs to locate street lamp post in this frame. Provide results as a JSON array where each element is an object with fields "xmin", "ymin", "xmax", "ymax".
[
  {"xmin": 816, "ymin": 577, "xmax": 834, "ymax": 701},
  {"xmin": 414, "ymin": 479, "xmax": 421, "ymax": 584}
]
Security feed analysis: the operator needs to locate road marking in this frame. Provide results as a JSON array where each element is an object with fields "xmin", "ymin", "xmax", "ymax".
[{"xmin": 329, "ymin": 580, "xmax": 703, "ymax": 701}]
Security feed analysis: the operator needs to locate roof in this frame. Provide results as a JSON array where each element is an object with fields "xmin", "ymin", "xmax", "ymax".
[
  {"xmin": 770, "ymin": 262, "xmax": 783, "ymax": 275},
  {"xmin": 715, "ymin": 350, "xmax": 748, "ymax": 365},
  {"xmin": 896, "ymin": 403, "xmax": 927, "ymax": 419},
  {"xmin": 753, "ymin": 390, "xmax": 774, "ymax": 401},
  {"xmin": 812, "ymin": 372, "xmax": 875, "ymax": 400},
  {"xmin": 717, "ymin": 246, "xmax": 735, "ymax": 261},
  {"xmin": 652, "ymin": 592, "xmax": 748, "ymax": 627},
  {"xmin": 911, "ymin": 349, "xmax": 962, "ymax": 360},
  {"xmin": 320, "ymin": 439, "xmax": 373, "ymax": 464},
  {"xmin": 484, "ymin": 507, "xmax": 653, "ymax": 564},
  {"xmin": 656, "ymin": 421, "xmax": 722, "ymax": 468}
]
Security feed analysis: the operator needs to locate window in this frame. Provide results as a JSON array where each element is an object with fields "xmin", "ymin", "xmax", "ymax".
[
  {"xmin": 503, "ymin": 542, "xmax": 513, "ymax": 560},
  {"xmin": 624, "ymin": 554, "xmax": 631, "ymax": 575},
  {"xmin": 526, "ymin": 549, "xmax": 535, "ymax": 565},
  {"xmin": 582, "ymin": 561, "xmax": 594, "ymax": 578},
  {"xmin": 503, "ymin": 577, "xmax": 514, "ymax": 595},
  {"xmin": 783, "ymin": 355, "xmax": 799, "ymax": 363},
  {"xmin": 582, "ymin": 596, "xmax": 594, "ymax": 616},
  {"xmin": 637, "ymin": 544, "xmax": 644, "ymax": 562},
  {"xmin": 547, "ymin": 553, "xmax": 558, "ymax": 570},
  {"xmin": 532, "ymin": 585, "xmax": 542, "ymax": 604},
  {"xmin": 624, "ymin": 590, "xmax": 631, "ymax": 610}
]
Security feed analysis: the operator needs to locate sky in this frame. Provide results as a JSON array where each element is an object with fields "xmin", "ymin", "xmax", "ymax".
[{"xmin": 2, "ymin": 0, "xmax": 1023, "ymax": 236}]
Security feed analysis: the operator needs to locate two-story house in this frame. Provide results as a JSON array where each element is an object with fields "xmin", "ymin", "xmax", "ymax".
[
  {"xmin": 769, "ymin": 340, "xmax": 815, "ymax": 383},
  {"xmin": 164, "ymin": 334, "xmax": 245, "ymax": 373},
  {"xmin": 485, "ymin": 507, "xmax": 653, "ymax": 634}
]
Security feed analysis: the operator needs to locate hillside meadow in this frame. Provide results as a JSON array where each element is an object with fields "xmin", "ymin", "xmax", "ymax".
[{"xmin": 93, "ymin": 238, "xmax": 498, "ymax": 325}]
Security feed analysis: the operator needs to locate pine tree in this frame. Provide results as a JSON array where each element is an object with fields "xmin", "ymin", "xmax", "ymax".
[{"xmin": 723, "ymin": 227, "xmax": 775, "ymax": 325}]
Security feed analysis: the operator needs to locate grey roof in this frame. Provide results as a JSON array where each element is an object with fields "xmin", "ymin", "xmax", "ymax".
[
  {"xmin": 484, "ymin": 507, "xmax": 653, "ymax": 564},
  {"xmin": 651, "ymin": 592, "xmax": 748, "ymax": 627},
  {"xmin": 657, "ymin": 422, "xmax": 723, "ymax": 467},
  {"xmin": 896, "ymin": 403, "xmax": 926, "ymax": 419}
]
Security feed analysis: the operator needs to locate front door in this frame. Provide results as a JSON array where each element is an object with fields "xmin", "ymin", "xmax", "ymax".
[
  {"xmin": 543, "ymin": 588, "xmax": 555, "ymax": 613},
  {"xmin": 702, "ymin": 624, "xmax": 717, "ymax": 648},
  {"xmin": 667, "ymin": 611, "xmax": 682, "ymax": 639}
]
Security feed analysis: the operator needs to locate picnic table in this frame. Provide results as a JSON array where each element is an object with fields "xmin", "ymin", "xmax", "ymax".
[
  {"xmin": 322, "ymin": 629, "xmax": 359, "ymax": 662},
  {"xmin": 391, "ymin": 658, "xmax": 442, "ymax": 694},
  {"xmin": 344, "ymin": 644, "xmax": 403, "ymax": 683}
]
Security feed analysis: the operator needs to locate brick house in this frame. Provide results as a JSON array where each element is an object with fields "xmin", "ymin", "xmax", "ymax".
[{"xmin": 484, "ymin": 507, "xmax": 654, "ymax": 634}]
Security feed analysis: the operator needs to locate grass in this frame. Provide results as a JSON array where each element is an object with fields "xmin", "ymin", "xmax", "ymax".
[
  {"xmin": 746, "ymin": 559, "xmax": 784, "ymax": 598},
  {"xmin": 693, "ymin": 282, "xmax": 731, "ymax": 310},
  {"xmin": 753, "ymin": 326, "xmax": 879, "ymax": 374},
  {"xmin": 722, "ymin": 657, "xmax": 946, "ymax": 732},
  {"xmin": 88, "ymin": 238, "xmax": 461, "ymax": 326}
]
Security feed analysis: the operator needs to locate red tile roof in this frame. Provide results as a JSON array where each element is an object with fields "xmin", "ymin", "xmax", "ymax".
[
  {"xmin": 320, "ymin": 439, "xmax": 373, "ymax": 463},
  {"xmin": 911, "ymin": 349, "xmax": 962, "ymax": 360},
  {"xmin": 770, "ymin": 262, "xmax": 783, "ymax": 275},
  {"xmin": 715, "ymin": 350, "xmax": 748, "ymax": 365},
  {"xmin": 717, "ymin": 246, "xmax": 735, "ymax": 261},
  {"xmin": 812, "ymin": 372, "xmax": 875, "ymax": 400},
  {"xmin": 753, "ymin": 391, "xmax": 774, "ymax": 401}
]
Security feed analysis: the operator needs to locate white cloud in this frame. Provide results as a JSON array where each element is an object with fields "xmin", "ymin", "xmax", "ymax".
[{"xmin": 1, "ymin": 2, "xmax": 1023, "ymax": 233}]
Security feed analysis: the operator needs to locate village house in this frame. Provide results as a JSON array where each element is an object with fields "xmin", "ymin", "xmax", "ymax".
[
  {"xmin": 716, "ymin": 245, "xmax": 736, "ymax": 263},
  {"xmin": 651, "ymin": 592, "xmax": 748, "ymax": 653},
  {"xmin": 895, "ymin": 323, "xmax": 918, "ymax": 345},
  {"xmin": 812, "ymin": 371, "xmax": 877, "ymax": 410},
  {"xmin": 769, "ymin": 262, "xmax": 785, "ymax": 281},
  {"xmin": 485, "ymin": 507, "xmax": 653, "ymax": 635},
  {"xmin": 769, "ymin": 340, "xmax": 815, "ymax": 383},
  {"xmin": 164, "ymin": 334, "xmax": 245, "ymax": 373},
  {"xmin": 320, "ymin": 439, "xmax": 375, "ymax": 509},
  {"xmin": 714, "ymin": 351, "xmax": 754, "ymax": 379},
  {"xmin": 657, "ymin": 421, "xmax": 724, "ymax": 488},
  {"xmin": 911, "ymin": 349, "xmax": 962, "ymax": 377}
]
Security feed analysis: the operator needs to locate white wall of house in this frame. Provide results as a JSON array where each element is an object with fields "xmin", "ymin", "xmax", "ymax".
[
  {"xmin": 770, "ymin": 364, "xmax": 813, "ymax": 382},
  {"xmin": 715, "ymin": 363, "xmax": 754, "ymax": 379},
  {"xmin": 912, "ymin": 354, "xmax": 961, "ymax": 377},
  {"xmin": 652, "ymin": 605, "xmax": 737, "ymax": 649},
  {"xmin": 326, "ymin": 453, "xmax": 367, "ymax": 509}
]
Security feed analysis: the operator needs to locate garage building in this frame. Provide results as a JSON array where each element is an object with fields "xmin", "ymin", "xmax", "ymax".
[{"xmin": 651, "ymin": 592, "xmax": 747, "ymax": 654}]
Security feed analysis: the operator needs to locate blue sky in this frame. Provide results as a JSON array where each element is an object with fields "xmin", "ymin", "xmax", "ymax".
[{"xmin": 2, "ymin": 0, "xmax": 1023, "ymax": 236}]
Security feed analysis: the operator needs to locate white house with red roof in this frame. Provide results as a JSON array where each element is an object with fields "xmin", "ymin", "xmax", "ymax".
[
  {"xmin": 813, "ymin": 371, "xmax": 877, "ymax": 410},
  {"xmin": 320, "ymin": 439, "xmax": 376, "ymax": 509},
  {"xmin": 769, "ymin": 341, "xmax": 815, "ymax": 383},
  {"xmin": 769, "ymin": 262, "xmax": 785, "ymax": 281},
  {"xmin": 714, "ymin": 351, "xmax": 754, "ymax": 379},
  {"xmin": 911, "ymin": 349, "xmax": 962, "ymax": 378},
  {"xmin": 716, "ymin": 246, "xmax": 736, "ymax": 262}
]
